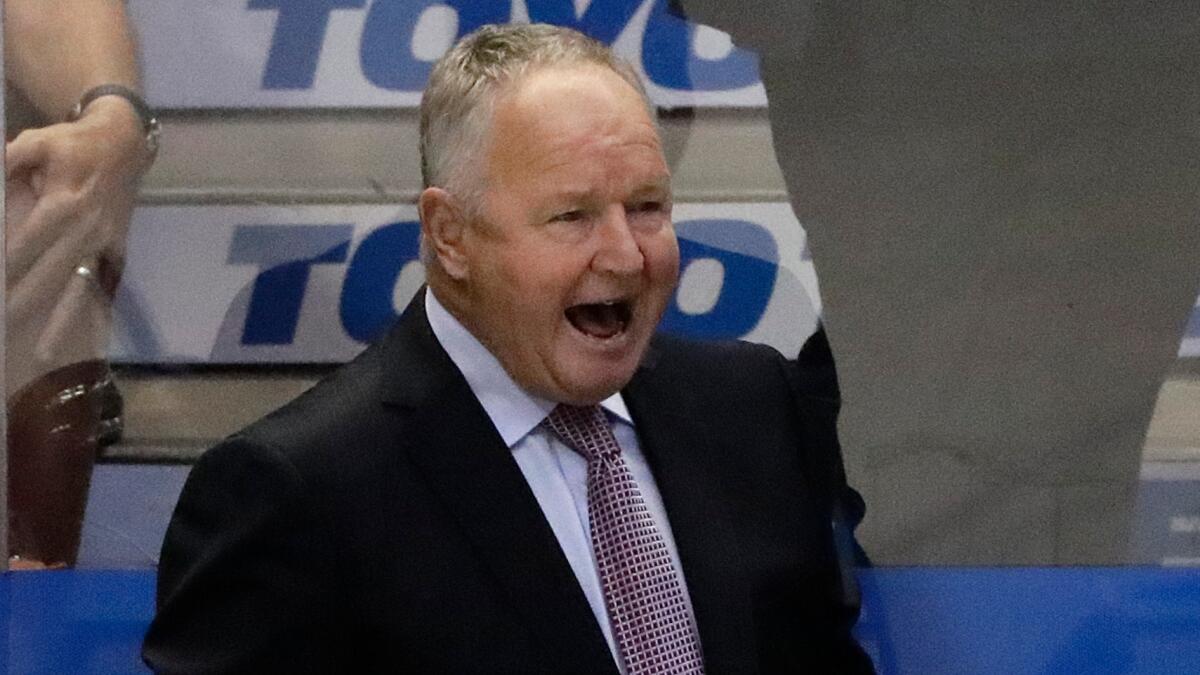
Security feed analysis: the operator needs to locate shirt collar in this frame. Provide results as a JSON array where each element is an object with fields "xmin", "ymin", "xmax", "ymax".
[{"xmin": 425, "ymin": 289, "xmax": 632, "ymax": 449}]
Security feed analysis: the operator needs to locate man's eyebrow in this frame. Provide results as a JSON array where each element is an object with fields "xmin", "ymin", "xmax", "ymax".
[{"xmin": 629, "ymin": 177, "xmax": 672, "ymax": 198}]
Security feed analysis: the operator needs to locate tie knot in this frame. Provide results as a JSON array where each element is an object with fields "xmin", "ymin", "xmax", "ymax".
[{"xmin": 544, "ymin": 404, "xmax": 621, "ymax": 463}]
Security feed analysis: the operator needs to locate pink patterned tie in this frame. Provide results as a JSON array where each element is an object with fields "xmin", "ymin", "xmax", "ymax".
[{"xmin": 544, "ymin": 404, "xmax": 705, "ymax": 675}]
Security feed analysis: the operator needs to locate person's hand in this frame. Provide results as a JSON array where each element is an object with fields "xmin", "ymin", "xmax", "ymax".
[
  {"xmin": 6, "ymin": 95, "xmax": 149, "ymax": 281},
  {"xmin": 5, "ymin": 96, "xmax": 151, "ymax": 385}
]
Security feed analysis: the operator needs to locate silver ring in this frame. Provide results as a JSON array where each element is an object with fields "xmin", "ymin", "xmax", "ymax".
[{"xmin": 75, "ymin": 264, "xmax": 95, "ymax": 279}]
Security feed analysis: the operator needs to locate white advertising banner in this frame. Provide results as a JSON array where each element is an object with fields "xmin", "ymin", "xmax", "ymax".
[
  {"xmin": 111, "ymin": 203, "xmax": 820, "ymax": 364},
  {"xmin": 130, "ymin": 0, "xmax": 767, "ymax": 109}
]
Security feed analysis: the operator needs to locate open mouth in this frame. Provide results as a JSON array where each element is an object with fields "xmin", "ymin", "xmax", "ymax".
[{"xmin": 565, "ymin": 300, "xmax": 633, "ymax": 339}]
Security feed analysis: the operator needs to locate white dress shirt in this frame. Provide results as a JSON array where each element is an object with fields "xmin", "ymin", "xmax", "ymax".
[{"xmin": 425, "ymin": 290, "xmax": 698, "ymax": 671}]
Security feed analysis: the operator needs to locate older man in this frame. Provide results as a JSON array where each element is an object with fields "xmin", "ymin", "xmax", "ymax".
[{"xmin": 144, "ymin": 24, "xmax": 871, "ymax": 674}]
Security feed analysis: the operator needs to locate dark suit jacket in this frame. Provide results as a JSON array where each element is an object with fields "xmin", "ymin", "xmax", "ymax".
[{"xmin": 143, "ymin": 293, "xmax": 873, "ymax": 673}]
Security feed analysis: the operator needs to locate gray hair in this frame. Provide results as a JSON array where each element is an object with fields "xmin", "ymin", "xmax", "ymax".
[{"xmin": 419, "ymin": 23, "xmax": 653, "ymax": 207}]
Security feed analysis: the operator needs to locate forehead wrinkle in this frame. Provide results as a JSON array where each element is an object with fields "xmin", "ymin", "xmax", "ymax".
[
  {"xmin": 532, "ymin": 162, "xmax": 671, "ymax": 208},
  {"xmin": 480, "ymin": 65, "xmax": 667, "ymax": 202},
  {"xmin": 519, "ymin": 107, "xmax": 663, "ymax": 160},
  {"xmin": 487, "ymin": 133, "xmax": 668, "ymax": 204},
  {"xmin": 535, "ymin": 141, "xmax": 667, "ymax": 185},
  {"xmin": 523, "ymin": 122, "xmax": 669, "ymax": 181}
]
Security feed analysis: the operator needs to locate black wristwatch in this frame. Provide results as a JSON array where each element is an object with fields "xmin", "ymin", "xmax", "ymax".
[{"xmin": 68, "ymin": 83, "xmax": 161, "ymax": 155}]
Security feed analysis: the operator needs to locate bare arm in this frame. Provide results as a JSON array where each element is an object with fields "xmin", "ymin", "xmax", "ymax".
[
  {"xmin": 5, "ymin": 0, "xmax": 141, "ymax": 118},
  {"xmin": 4, "ymin": 0, "xmax": 152, "ymax": 392}
]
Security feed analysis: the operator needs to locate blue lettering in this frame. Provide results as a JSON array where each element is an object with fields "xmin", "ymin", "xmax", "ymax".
[
  {"xmin": 250, "ymin": 0, "xmax": 367, "ymax": 89},
  {"xmin": 229, "ymin": 225, "xmax": 353, "ymax": 345},
  {"xmin": 361, "ymin": 0, "xmax": 510, "ymax": 91},
  {"xmin": 340, "ymin": 220, "xmax": 422, "ymax": 342},
  {"xmin": 253, "ymin": 0, "xmax": 762, "ymax": 96},
  {"xmin": 525, "ymin": 0, "xmax": 641, "ymax": 44},
  {"xmin": 641, "ymin": 0, "xmax": 759, "ymax": 92},
  {"xmin": 661, "ymin": 219, "xmax": 777, "ymax": 339}
]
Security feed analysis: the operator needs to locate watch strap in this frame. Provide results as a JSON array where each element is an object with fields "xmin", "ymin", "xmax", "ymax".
[{"xmin": 68, "ymin": 84, "xmax": 161, "ymax": 155}]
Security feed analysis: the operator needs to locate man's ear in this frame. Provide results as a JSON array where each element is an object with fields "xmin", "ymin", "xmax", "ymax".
[{"xmin": 419, "ymin": 187, "xmax": 470, "ymax": 280}]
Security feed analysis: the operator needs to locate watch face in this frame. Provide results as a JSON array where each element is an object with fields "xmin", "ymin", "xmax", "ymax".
[{"xmin": 145, "ymin": 117, "xmax": 162, "ymax": 154}]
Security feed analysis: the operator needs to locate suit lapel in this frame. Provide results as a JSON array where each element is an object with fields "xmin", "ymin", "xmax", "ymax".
[
  {"xmin": 377, "ymin": 292, "xmax": 617, "ymax": 673},
  {"xmin": 624, "ymin": 351, "xmax": 759, "ymax": 674}
]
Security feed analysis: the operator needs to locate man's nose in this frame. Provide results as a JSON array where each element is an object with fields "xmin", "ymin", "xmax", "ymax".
[{"xmin": 592, "ymin": 206, "xmax": 644, "ymax": 275}]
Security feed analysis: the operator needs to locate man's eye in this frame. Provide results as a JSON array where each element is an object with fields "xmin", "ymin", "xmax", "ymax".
[
  {"xmin": 632, "ymin": 201, "xmax": 666, "ymax": 214},
  {"xmin": 552, "ymin": 210, "xmax": 586, "ymax": 223}
]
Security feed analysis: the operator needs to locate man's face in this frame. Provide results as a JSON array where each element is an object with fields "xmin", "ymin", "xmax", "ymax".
[{"xmin": 454, "ymin": 64, "xmax": 679, "ymax": 405}]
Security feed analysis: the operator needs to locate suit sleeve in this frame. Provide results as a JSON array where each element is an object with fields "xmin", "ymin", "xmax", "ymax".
[
  {"xmin": 779, "ymin": 335, "xmax": 877, "ymax": 673},
  {"xmin": 142, "ymin": 437, "xmax": 349, "ymax": 674},
  {"xmin": 789, "ymin": 324, "xmax": 869, "ymax": 562}
]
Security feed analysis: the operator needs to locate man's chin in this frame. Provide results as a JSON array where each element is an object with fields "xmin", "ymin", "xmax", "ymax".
[{"xmin": 548, "ymin": 363, "xmax": 640, "ymax": 406}]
